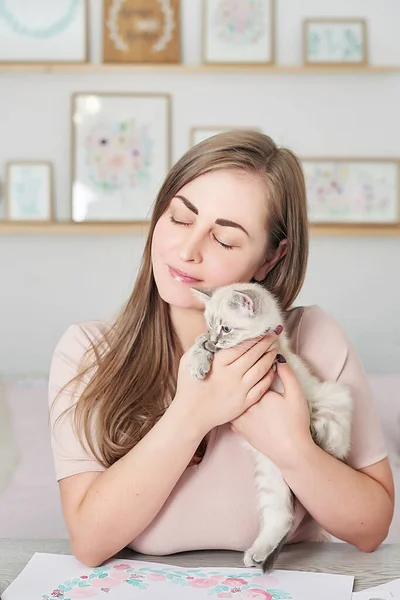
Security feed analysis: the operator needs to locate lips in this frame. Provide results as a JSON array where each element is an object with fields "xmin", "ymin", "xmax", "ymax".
[{"xmin": 168, "ymin": 266, "xmax": 202, "ymax": 284}]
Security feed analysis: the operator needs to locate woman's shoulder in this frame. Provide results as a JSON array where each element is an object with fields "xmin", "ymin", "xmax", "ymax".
[
  {"xmin": 284, "ymin": 305, "xmax": 350, "ymax": 381},
  {"xmin": 53, "ymin": 320, "xmax": 113, "ymax": 358}
]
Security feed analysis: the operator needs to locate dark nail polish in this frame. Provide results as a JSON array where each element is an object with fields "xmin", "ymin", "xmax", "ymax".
[
  {"xmin": 276, "ymin": 354, "xmax": 286, "ymax": 363},
  {"xmin": 274, "ymin": 325, "xmax": 283, "ymax": 335}
]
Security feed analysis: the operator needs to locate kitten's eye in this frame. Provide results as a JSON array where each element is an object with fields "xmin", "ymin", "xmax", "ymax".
[{"xmin": 221, "ymin": 326, "xmax": 232, "ymax": 334}]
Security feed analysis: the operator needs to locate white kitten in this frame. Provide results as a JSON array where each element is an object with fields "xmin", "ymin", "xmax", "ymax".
[
  {"xmin": 0, "ymin": 381, "xmax": 19, "ymax": 496},
  {"xmin": 188, "ymin": 283, "xmax": 353, "ymax": 572}
]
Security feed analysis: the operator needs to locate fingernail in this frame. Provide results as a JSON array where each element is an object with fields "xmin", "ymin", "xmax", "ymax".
[
  {"xmin": 276, "ymin": 354, "xmax": 286, "ymax": 363},
  {"xmin": 274, "ymin": 325, "xmax": 283, "ymax": 335}
]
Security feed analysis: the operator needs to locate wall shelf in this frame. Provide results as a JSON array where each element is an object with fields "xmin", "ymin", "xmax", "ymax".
[
  {"xmin": 0, "ymin": 63, "xmax": 398, "ymax": 75},
  {"xmin": 1, "ymin": 222, "xmax": 399, "ymax": 236}
]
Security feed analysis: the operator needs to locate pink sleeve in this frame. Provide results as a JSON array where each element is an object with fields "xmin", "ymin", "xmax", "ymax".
[
  {"xmin": 48, "ymin": 324, "xmax": 106, "ymax": 481},
  {"xmin": 296, "ymin": 306, "xmax": 388, "ymax": 470}
]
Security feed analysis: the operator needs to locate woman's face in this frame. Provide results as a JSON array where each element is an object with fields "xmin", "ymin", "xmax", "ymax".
[{"xmin": 151, "ymin": 168, "xmax": 271, "ymax": 310}]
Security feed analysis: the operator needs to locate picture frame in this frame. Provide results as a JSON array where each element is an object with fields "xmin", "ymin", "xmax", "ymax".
[
  {"xmin": 103, "ymin": 0, "xmax": 181, "ymax": 63},
  {"xmin": 5, "ymin": 161, "xmax": 54, "ymax": 222},
  {"xmin": 202, "ymin": 0, "xmax": 275, "ymax": 65},
  {"xmin": 302, "ymin": 158, "xmax": 400, "ymax": 225},
  {"xmin": 190, "ymin": 126, "xmax": 261, "ymax": 147},
  {"xmin": 71, "ymin": 92, "xmax": 171, "ymax": 223},
  {"xmin": 0, "ymin": 0, "xmax": 89, "ymax": 64},
  {"xmin": 303, "ymin": 18, "xmax": 368, "ymax": 66}
]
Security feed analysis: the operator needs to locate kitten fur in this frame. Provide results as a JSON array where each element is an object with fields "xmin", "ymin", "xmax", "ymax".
[{"xmin": 188, "ymin": 282, "xmax": 353, "ymax": 572}]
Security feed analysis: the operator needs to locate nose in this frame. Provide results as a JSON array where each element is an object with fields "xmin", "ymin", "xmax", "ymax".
[{"xmin": 178, "ymin": 229, "xmax": 203, "ymax": 263}]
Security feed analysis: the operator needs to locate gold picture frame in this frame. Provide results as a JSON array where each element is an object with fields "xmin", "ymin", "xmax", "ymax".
[
  {"xmin": 303, "ymin": 18, "xmax": 368, "ymax": 67},
  {"xmin": 5, "ymin": 161, "xmax": 55, "ymax": 222},
  {"xmin": 70, "ymin": 91, "xmax": 172, "ymax": 223},
  {"xmin": 202, "ymin": 0, "xmax": 275, "ymax": 66},
  {"xmin": 103, "ymin": 0, "xmax": 181, "ymax": 64},
  {"xmin": 302, "ymin": 157, "xmax": 400, "ymax": 225}
]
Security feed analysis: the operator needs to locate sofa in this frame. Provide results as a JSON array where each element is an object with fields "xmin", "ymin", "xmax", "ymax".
[{"xmin": 0, "ymin": 375, "xmax": 399, "ymax": 542}]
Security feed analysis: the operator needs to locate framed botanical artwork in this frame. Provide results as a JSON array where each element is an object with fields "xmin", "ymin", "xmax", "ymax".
[
  {"xmin": 202, "ymin": 0, "xmax": 275, "ymax": 65},
  {"xmin": 5, "ymin": 161, "xmax": 54, "ymax": 222},
  {"xmin": 302, "ymin": 158, "xmax": 400, "ymax": 224},
  {"xmin": 190, "ymin": 126, "xmax": 261, "ymax": 147},
  {"xmin": 103, "ymin": 0, "xmax": 181, "ymax": 63},
  {"xmin": 71, "ymin": 92, "xmax": 171, "ymax": 223},
  {"xmin": 0, "ymin": 1, "xmax": 89, "ymax": 64},
  {"xmin": 303, "ymin": 18, "xmax": 368, "ymax": 66}
]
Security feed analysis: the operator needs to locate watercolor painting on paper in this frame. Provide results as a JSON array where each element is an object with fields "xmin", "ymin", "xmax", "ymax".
[{"xmin": 2, "ymin": 553, "xmax": 354, "ymax": 600}]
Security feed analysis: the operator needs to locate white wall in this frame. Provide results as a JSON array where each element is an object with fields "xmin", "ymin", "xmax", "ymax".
[{"xmin": 1, "ymin": 0, "xmax": 400, "ymax": 376}]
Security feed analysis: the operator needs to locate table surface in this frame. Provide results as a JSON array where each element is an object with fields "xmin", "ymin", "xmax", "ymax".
[{"xmin": 1, "ymin": 539, "xmax": 400, "ymax": 596}]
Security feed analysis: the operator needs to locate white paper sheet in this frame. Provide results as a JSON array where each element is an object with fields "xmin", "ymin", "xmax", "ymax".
[
  {"xmin": 352, "ymin": 578, "xmax": 400, "ymax": 599},
  {"xmin": 2, "ymin": 552, "xmax": 354, "ymax": 600}
]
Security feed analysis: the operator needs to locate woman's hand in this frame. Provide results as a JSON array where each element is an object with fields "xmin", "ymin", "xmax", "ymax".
[
  {"xmin": 230, "ymin": 358, "xmax": 314, "ymax": 470},
  {"xmin": 170, "ymin": 331, "xmax": 280, "ymax": 439}
]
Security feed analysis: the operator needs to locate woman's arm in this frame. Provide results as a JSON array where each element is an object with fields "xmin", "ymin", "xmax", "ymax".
[
  {"xmin": 60, "ymin": 402, "xmax": 203, "ymax": 568},
  {"xmin": 281, "ymin": 440, "xmax": 394, "ymax": 551}
]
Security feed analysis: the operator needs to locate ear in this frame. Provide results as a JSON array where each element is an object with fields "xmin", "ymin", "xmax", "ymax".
[
  {"xmin": 229, "ymin": 291, "xmax": 256, "ymax": 316},
  {"xmin": 253, "ymin": 239, "xmax": 288, "ymax": 282},
  {"xmin": 191, "ymin": 288, "xmax": 214, "ymax": 304}
]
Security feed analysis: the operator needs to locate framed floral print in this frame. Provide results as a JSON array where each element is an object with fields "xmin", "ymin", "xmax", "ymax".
[
  {"xmin": 303, "ymin": 18, "xmax": 368, "ymax": 66},
  {"xmin": 0, "ymin": 0, "xmax": 88, "ymax": 64},
  {"xmin": 303, "ymin": 158, "xmax": 400, "ymax": 224},
  {"xmin": 71, "ymin": 92, "xmax": 171, "ymax": 223},
  {"xmin": 203, "ymin": 0, "xmax": 275, "ymax": 65},
  {"xmin": 5, "ymin": 161, "xmax": 54, "ymax": 222}
]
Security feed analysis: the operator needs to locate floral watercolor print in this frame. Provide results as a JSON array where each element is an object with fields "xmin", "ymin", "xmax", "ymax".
[
  {"xmin": 204, "ymin": 0, "xmax": 273, "ymax": 64},
  {"xmin": 0, "ymin": 0, "xmax": 87, "ymax": 62},
  {"xmin": 72, "ymin": 94, "xmax": 170, "ymax": 222},
  {"xmin": 305, "ymin": 21, "xmax": 365, "ymax": 64},
  {"xmin": 303, "ymin": 161, "xmax": 399, "ymax": 224},
  {"xmin": 7, "ymin": 163, "xmax": 52, "ymax": 221},
  {"xmin": 2, "ymin": 553, "xmax": 354, "ymax": 600}
]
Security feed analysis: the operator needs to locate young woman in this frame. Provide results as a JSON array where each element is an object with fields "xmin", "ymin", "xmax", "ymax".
[{"xmin": 49, "ymin": 131, "xmax": 394, "ymax": 567}]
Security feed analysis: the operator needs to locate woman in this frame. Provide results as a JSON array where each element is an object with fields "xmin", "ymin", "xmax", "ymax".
[{"xmin": 49, "ymin": 131, "xmax": 394, "ymax": 567}]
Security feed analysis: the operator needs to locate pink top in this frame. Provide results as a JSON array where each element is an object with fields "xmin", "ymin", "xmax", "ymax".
[{"xmin": 48, "ymin": 305, "xmax": 387, "ymax": 555}]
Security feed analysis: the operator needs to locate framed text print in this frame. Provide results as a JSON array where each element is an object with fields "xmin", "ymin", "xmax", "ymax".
[
  {"xmin": 203, "ymin": 0, "xmax": 275, "ymax": 65},
  {"xmin": 5, "ymin": 161, "xmax": 54, "ymax": 222},
  {"xmin": 0, "ymin": 0, "xmax": 88, "ymax": 63},
  {"xmin": 303, "ymin": 18, "xmax": 367, "ymax": 66},
  {"xmin": 103, "ymin": 0, "xmax": 181, "ymax": 63},
  {"xmin": 302, "ymin": 158, "xmax": 400, "ymax": 224},
  {"xmin": 71, "ymin": 92, "xmax": 171, "ymax": 223}
]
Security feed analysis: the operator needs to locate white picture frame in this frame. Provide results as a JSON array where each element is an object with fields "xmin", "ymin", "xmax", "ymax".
[
  {"xmin": 0, "ymin": 0, "xmax": 88, "ymax": 64},
  {"xmin": 203, "ymin": 0, "xmax": 275, "ymax": 65},
  {"xmin": 5, "ymin": 161, "xmax": 54, "ymax": 222},
  {"xmin": 302, "ymin": 158, "xmax": 400, "ymax": 224},
  {"xmin": 71, "ymin": 92, "xmax": 171, "ymax": 223},
  {"xmin": 303, "ymin": 18, "xmax": 367, "ymax": 66}
]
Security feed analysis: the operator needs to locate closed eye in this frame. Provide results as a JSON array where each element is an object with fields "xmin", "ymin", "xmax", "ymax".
[{"xmin": 169, "ymin": 216, "xmax": 234, "ymax": 250}]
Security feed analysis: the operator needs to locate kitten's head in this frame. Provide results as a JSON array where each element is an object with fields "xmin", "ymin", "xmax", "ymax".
[{"xmin": 192, "ymin": 282, "xmax": 281, "ymax": 349}]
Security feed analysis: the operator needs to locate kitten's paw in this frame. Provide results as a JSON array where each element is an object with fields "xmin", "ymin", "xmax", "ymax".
[
  {"xmin": 188, "ymin": 352, "xmax": 213, "ymax": 379},
  {"xmin": 243, "ymin": 540, "xmax": 272, "ymax": 569}
]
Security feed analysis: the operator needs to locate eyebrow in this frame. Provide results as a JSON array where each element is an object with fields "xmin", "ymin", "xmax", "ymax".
[{"xmin": 174, "ymin": 194, "xmax": 249, "ymax": 237}]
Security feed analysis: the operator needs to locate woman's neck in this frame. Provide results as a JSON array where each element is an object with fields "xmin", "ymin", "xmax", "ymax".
[{"xmin": 169, "ymin": 305, "xmax": 208, "ymax": 352}]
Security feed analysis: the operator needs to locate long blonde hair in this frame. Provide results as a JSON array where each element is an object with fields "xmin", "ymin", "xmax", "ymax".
[{"xmin": 56, "ymin": 130, "xmax": 309, "ymax": 468}]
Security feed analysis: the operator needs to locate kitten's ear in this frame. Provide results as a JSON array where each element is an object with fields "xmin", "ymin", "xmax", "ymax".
[
  {"xmin": 191, "ymin": 287, "xmax": 214, "ymax": 304},
  {"xmin": 229, "ymin": 290, "xmax": 256, "ymax": 316}
]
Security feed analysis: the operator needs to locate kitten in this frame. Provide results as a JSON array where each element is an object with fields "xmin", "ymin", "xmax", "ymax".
[
  {"xmin": 0, "ymin": 381, "xmax": 19, "ymax": 496},
  {"xmin": 188, "ymin": 282, "xmax": 353, "ymax": 572}
]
